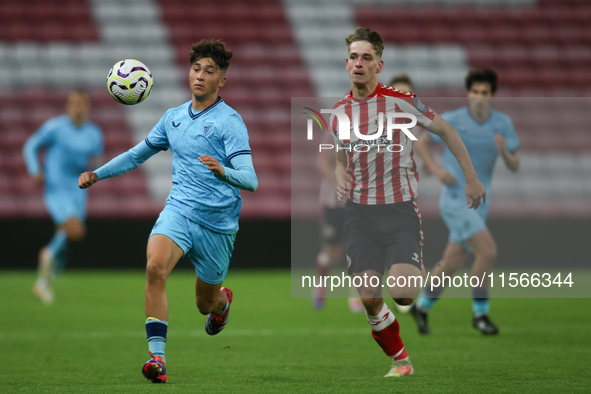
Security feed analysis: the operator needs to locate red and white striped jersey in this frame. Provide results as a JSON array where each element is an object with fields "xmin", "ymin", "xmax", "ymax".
[{"xmin": 330, "ymin": 83, "xmax": 436, "ymax": 205}]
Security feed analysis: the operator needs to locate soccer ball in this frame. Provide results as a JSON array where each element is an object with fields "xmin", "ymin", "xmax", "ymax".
[{"xmin": 107, "ymin": 59, "xmax": 153, "ymax": 105}]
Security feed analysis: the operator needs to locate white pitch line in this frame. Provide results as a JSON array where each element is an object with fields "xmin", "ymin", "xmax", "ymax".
[{"xmin": 0, "ymin": 327, "xmax": 369, "ymax": 340}]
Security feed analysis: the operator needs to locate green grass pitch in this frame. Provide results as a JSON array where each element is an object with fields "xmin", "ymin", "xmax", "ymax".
[{"xmin": 1, "ymin": 270, "xmax": 590, "ymax": 393}]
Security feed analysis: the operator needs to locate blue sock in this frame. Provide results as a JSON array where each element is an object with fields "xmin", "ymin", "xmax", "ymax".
[
  {"xmin": 47, "ymin": 230, "xmax": 68, "ymax": 258},
  {"xmin": 417, "ymin": 292, "xmax": 438, "ymax": 311},
  {"xmin": 146, "ymin": 319, "xmax": 168, "ymax": 361},
  {"xmin": 472, "ymin": 288, "xmax": 489, "ymax": 316},
  {"xmin": 417, "ymin": 282, "xmax": 445, "ymax": 311},
  {"xmin": 53, "ymin": 246, "xmax": 70, "ymax": 276}
]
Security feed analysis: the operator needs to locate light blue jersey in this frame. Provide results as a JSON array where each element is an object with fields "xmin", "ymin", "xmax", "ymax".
[
  {"xmin": 23, "ymin": 115, "xmax": 103, "ymax": 223},
  {"xmin": 428, "ymin": 106, "xmax": 520, "ymax": 216},
  {"xmin": 145, "ymin": 98, "xmax": 252, "ymax": 234},
  {"xmin": 93, "ymin": 97, "xmax": 256, "ymax": 282}
]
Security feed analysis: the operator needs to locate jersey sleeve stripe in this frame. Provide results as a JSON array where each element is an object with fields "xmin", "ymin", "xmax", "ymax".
[
  {"xmin": 391, "ymin": 104, "xmax": 403, "ymax": 203},
  {"xmin": 227, "ymin": 150, "xmax": 251, "ymax": 161},
  {"xmin": 144, "ymin": 138, "xmax": 168, "ymax": 151},
  {"xmin": 358, "ymin": 101, "xmax": 370, "ymax": 205},
  {"xmin": 375, "ymin": 97, "xmax": 387, "ymax": 203}
]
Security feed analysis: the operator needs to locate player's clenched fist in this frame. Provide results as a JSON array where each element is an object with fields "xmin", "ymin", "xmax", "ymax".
[
  {"xmin": 336, "ymin": 180, "xmax": 352, "ymax": 202},
  {"xmin": 79, "ymin": 171, "xmax": 98, "ymax": 189},
  {"xmin": 199, "ymin": 155, "xmax": 225, "ymax": 177}
]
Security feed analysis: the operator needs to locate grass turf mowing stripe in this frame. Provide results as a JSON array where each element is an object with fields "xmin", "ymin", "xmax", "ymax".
[{"xmin": 1, "ymin": 269, "xmax": 590, "ymax": 393}]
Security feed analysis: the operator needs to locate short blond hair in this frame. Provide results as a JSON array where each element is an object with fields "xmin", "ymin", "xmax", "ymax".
[{"xmin": 345, "ymin": 27, "xmax": 384, "ymax": 58}]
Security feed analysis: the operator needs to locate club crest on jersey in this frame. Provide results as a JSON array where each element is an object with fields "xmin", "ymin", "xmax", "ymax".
[
  {"xmin": 203, "ymin": 123, "xmax": 213, "ymax": 135},
  {"xmin": 373, "ymin": 116, "xmax": 388, "ymax": 131},
  {"xmin": 414, "ymin": 97, "xmax": 429, "ymax": 114}
]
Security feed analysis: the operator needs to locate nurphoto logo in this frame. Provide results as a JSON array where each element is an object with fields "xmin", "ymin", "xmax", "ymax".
[{"xmin": 303, "ymin": 107, "xmax": 418, "ymax": 152}]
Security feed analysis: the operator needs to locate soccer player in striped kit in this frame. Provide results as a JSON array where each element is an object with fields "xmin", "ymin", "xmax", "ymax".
[
  {"xmin": 332, "ymin": 28, "xmax": 486, "ymax": 377},
  {"xmin": 79, "ymin": 39, "xmax": 257, "ymax": 383}
]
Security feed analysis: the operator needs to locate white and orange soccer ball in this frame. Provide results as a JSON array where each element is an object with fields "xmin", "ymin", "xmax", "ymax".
[{"xmin": 107, "ymin": 59, "xmax": 153, "ymax": 105}]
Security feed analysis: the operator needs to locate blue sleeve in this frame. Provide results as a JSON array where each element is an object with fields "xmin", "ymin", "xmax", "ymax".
[
  {"xmin": 223, "ymin": 114, "xmax": 251, "ymax": 161},
  {"xmin": 95, "ymin": 140, "xmax": 160, "ymax": 180},
  {"xmin": 219, "ymin": 154, "xmax": 258, "ymax": 192},
  {"xmin": 22, "ymin": 119, "xmax": 57, "ymax": 176},
  {"xmin": 501, "ymin": 116, "xmax": 520, "ymax": 152},
  {"xmin": 145, "ymin": 113, "xmax": 170, "ymax": 151}
]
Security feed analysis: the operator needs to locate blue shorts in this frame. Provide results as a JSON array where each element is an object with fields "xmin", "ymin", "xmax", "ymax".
[
  {"xmin": 44, "ymin": 188, "xmax": 87, "ymax": 225},
  {"xmin": 150, "ymin": 207, "xmax": 236, "ymax": 284},
  {"xmin": 440, "ymin": 203, "xmax": 487, "ymax": 253}
]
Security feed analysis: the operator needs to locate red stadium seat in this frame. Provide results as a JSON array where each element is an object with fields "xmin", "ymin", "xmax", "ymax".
[
  {"xmin": 353, "ymin": 1, "xmax": 591, "ymax": 102},
  {"xmin": 453, "ymin": 26, "xmax": 490, "ymax": 45}
]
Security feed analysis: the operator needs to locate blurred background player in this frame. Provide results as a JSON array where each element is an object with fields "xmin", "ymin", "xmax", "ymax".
[
  {"xmin": 79, "ymin": 39, "xmax": 257, "ymax": 383},
  {"xmin": 411, "ymin": 69, "xmax": 520, "ymax": 335},
  {"xmin": 387, "ymin": 74, "xmax": 415, "ymax": 314},
  {"xmin": 333, "ymin": 28, "xmax": 485, "ymax": 377},
  {"xmin": 313, "ymin": 126, "xmax": 363, "ymax": 312},
  {"xmin": 388, "ymin": 74, "xmax": 414, "ymax": 97},
  {"xmin": 23, "ymin": 90, "xmax": 103, "ymax": 304}
]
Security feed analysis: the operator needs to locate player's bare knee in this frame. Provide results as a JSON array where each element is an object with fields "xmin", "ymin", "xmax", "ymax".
[
  {"xmin": 389, "ymin": 285, "xmax": 420, "ymax": 302},
  {"xmin": 146, "ymin": 260, "xmax": 167, "ymax": 282},
  {"xmin": 477, "ymin": 243, "xmax": 497, "ymax": 263},
  {"xmin": 394, "ymin": 297, "xmax": 414, "ymax": 306},
  {"xmin": 61, "ymin": 219, "xmax": 85, "ymax": 242},
  {"xmin": 444, "ymin": 256, "xmax": 464, "ymax": 271},
  {"xmin": 441, "ymin": 250, "xmax": 465, "ymax": 270},
  {"xmin": 360, "ymin": 297, "xmax": 382, "ymax": 314},
  {"xmin": 67, "ymin": 225, "xmax": 86, "ymax": 242}
]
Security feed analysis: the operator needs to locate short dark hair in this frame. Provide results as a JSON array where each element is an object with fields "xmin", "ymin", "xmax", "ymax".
[
  {"xmin": 67, "ymin": 89, "xmax": 89, "ymax": 104},
  {"xmin": 346, "ymin": 27, "xmax": 384, "ymax": 58},
  {"xmin": 465, "ymin": 68, "xmax": 497, "ymax": 93},
  {"xmin": 189, "ymin": 39, "xmax": 233, "ymax": 71},
  {"xmin": 388, "ymin": 74, "xmax": 414, "ymax": 90}
]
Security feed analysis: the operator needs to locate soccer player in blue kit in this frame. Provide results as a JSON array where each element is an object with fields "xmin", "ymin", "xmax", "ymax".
[
  {"xmin": 79, "ymin": 39, "xmax": 257, "ymax": 383},
  {"xmin": 411, "ymin": 69, "xmax": 520, "ymax": 335},
  {"xmin": 23, "ymin": 90, "xmax": 103, "ymax": 304}
]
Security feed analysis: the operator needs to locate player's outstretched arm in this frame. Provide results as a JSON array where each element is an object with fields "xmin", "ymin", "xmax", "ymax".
[
  {"xmin": 414, "ymin": 132, "xmax": 456, "ymax": 185},
  {"xmin": 335, "ymin": 150, "xmax": 351, "ymax": 202},
  {"xmin": 23, "ymin": 125, "xmax": 53, "ymax": 183},
  {"xmin": 78, "ymin": 140, "xmax": 160, "ymax": 189},
  {"xmin": 426, "ymin": 114, "xmax": 486, "ymax": 209}
]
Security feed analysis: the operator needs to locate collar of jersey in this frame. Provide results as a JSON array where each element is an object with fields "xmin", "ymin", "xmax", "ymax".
[
  {"xmin": 348, "ymin": 83, "xmax": 382, "ymax": 103},
  {"xmin": 188, "ymin": 97, "xmax": 223, "ymax": 120}
]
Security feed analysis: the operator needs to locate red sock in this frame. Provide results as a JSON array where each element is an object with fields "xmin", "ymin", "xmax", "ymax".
[{"xmin": 367, "ymin": 304, "xmax": 408, "ymax": 360}]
